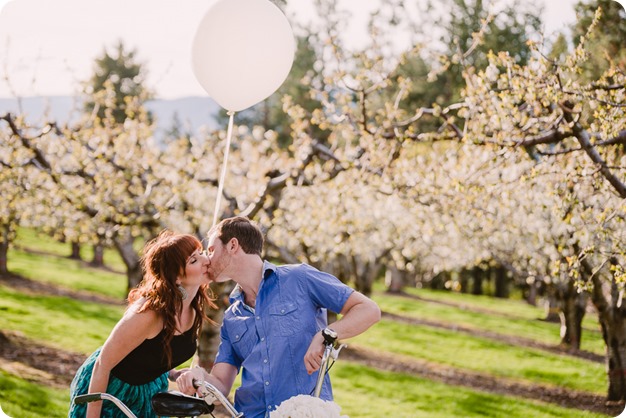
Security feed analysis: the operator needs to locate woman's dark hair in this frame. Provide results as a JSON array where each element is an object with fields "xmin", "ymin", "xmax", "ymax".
[{"xmin": 128, "ymin": 230, "xmax": 216, "ymax": 367}]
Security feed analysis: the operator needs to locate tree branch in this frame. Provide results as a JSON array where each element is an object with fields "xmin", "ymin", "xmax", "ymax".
[{"xmin": 561, "ymin": 101, "xmax": 626, "ymax": 198}]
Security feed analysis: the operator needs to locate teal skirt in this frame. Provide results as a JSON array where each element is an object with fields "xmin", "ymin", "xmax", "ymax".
[{"xmin": 68, "ymin": 348, "xmax": 168, "ymax": 418}]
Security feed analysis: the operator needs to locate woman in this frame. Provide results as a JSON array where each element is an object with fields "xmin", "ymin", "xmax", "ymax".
[{"xmin": 68, "ymin": 230, "xmax": 216, "ymax": 418}]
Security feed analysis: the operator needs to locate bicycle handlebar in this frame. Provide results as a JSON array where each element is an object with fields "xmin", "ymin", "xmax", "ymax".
[
  {"xmin": 74, "ymin": 393, "xmax": 103, "ymax": 403},
  {"xmin": 74, "ymin": 392, "xmax": 137, "ymax": 418},
  {"xmin": 313, "ymin": 328, "xmax": 346, "ymax": 398},
  {"xmin": 193, "ymin": 379, "xmax": 244, "ymax": 418}
]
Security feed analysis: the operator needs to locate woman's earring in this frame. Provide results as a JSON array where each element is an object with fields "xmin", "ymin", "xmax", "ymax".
[{"xmin": 177, "ymin": 285, "xmax": 188, "ymax": 300}]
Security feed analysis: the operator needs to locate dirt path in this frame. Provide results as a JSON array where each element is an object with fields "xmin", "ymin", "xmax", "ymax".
[{"xmin": 0, "ymin": 330, "xmax": 85, "ymax": 389}]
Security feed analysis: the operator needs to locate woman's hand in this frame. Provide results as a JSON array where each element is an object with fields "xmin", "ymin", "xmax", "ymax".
[
  {"xmin": 176, "ymin": 366, "xmax": 209, "ymax": 395},
  {"xmin": 168, "ymin": 367, "xmax": 189, "ymax": 382}
]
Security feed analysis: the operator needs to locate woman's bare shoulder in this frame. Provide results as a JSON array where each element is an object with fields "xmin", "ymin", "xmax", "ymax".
[{"xmin": 120, "ymin": 298, "xmax": 163, "ymax": 337}]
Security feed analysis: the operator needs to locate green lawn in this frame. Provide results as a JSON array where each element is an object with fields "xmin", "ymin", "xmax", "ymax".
[
  {"xmin": 373, "ymin": 291, "xmax": 605, "ymax": 355},
  {"xmin": 0, "ymin": 284, "xmax": 122, "ymax": 354},
  {"xmin": 350, "ymin": 319, "xmax": 605, "ymax": 394},
  {"xmin": 0, "ymin": 371, "xmax": 69, "ymax": 418},
  {"xmin": 14, "ymin": 227, "xmax": 126, "ymax": 272},
  {"xmin": 399, "ymin": 285, "xmax": 601, "ymax": 332},
  {"xmin": 8, "ymin": 248, "xmax": 128, "ymax": 300},
  {"xmin": 10, "ymin": 228, "xmax": 128, "ymax": 300},
  {"xmin": 0, "ymin": 228, "xmax": 612, "ymax": 417},
  {"xmin": 332, "ymin": 362, "xmax": 606, "ymax": 418}
]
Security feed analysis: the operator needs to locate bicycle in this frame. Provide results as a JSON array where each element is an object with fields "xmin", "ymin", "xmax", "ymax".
[
  {"xmin": 74, "ymin": 379, "xmax": 235, "ymax": 418},
  {"xmin": 312, "ymin": 328, "xmax": 346, "ymax": 397},
  {"xmin": 74, "ymin": 327, "xmax": 345, "ymax": 418}
]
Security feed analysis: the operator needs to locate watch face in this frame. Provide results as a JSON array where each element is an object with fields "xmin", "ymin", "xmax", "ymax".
[{"xmin": 323, "ymin": 328, "xmax": 337, "ymax": 339}]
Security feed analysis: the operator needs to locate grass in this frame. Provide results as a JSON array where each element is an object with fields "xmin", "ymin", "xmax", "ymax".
[
  {"xmin": 0, "ymin": 284, "xmax": 122, "ymax": 354},
  {"xmin": 0, "ymin": 228, "xmax": 612, "ymax": 417},
  {"xmin": 15, "ymin": 227, "xmax": 126, "ymax": 272},
  {"xmin": 332, "ymin": 363, "xmax": 606, "ymax": 418},
  {"xmin": 8, "ymin": 248, "xmax": 128, "ymax": 300},
  {"xmin": 397, "ymin": 285, "xmax": 547, "ymax": 318},
  {"xmin": 10, "ymin": 228, "xmax": 128, "ymax": 300},
  {"xmin": 0, "ymin": 370, "xmax": 68, "ymax": 418},
  {"xmin": 400, "ymin": 285, "xmax": 601, "ymax": 332},
  {"xmin": 373, "ymin": 291, "xmax": 605, "ymax": 356},
  {"xmin": 351, "ymin": 319, "xmax": 605, "ymax": 394}
]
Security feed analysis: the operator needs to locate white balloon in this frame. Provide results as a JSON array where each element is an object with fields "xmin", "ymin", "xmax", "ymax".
[{"xmin": 191, "ymin": 0, "xmax": 295, "ymax": 112}]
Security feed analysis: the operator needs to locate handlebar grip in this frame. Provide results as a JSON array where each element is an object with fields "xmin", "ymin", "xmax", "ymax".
[{"xmin": 74, "ymin": 393, "xmax": 103, "ymax": 404}]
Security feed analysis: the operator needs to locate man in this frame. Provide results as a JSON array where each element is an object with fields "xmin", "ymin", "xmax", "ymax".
[{"xmin": 177, "ymin": 216, "xmax": 381, "ymax": 417}]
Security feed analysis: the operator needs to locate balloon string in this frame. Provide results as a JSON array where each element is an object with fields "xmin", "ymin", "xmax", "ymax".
[{"xmin": 212, "ymin": 110, "xmax": 235, "ymax": 228}]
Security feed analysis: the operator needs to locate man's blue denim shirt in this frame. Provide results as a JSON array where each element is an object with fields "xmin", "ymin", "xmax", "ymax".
[{"xmin": 214, "ymin": 261, "xmax": 354, "ymax": 418}]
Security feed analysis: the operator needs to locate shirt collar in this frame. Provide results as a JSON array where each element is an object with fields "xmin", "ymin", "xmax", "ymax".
[
  {"xmin": 229, "ymin": 260, "xmax": 277, "ymax": 313},
  {"xmin": 262, "ymin": 260, "xmax": 277, "ymax": 277}
]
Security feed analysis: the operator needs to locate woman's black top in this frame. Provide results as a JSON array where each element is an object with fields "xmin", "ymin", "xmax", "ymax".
[{"xmin": 111, "ymin": 327, "xmax": 197, "ymax": 385}]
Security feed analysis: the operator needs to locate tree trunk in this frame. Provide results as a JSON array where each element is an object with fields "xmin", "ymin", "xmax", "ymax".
[
  {"xmin": 578, "ymin": 253, "xmax": 626, "ymax": 401},
  {"xmin": 335, "ymin": 254, "xmax": 353, "ymax": 285},
  {"xmin": 525, "ymin": 278, "xmax": 540, "ymax": 306},
  {"xmin": 385, "ymin": 264, "xmax": 405, "ymax": 294},
  {"xmin": 559, "ymin": 280, "xmax": 587, "ymax": 349},
  {"xmin": 494, "ymin": 265, "xmax": 509, "ymax": 298},
  {"xmin": 430, "ymin": 271, "xmax": 450, "ymax": 290},
  {"xmin": 603, "ymin": 313, "xmax": 626, "ymax": 402},
  {"xmin": 197, "ymin": 281, "xmax": 235, "ymax": 368},
  {"xmin": 0, "ymin": 224, "xmax": 9, "ymax": 275},
  {"xmin": 471, "ymin": 266, "xmax": 483, "ymax": 295},
  {"xmin": 113, "ymin": 234, "xmax": 142, "ymax": 293},
  {"xmin": 351, "ymin": 255, "xmax": 383, "ymax": 297},
  {"xmin": 69, "ymin": 241, "xmax": 81, "ymax": 260},
  {"xmin": 543, "ymin": 284, "xmax": 561, "ymax": 323},
  {"xmin": 458, "ymin": 267, "xmax": 470, "ymax": 294},
  {"xmin": 91, "ymin": 243, "xmax": 104, "ymax": 267}
]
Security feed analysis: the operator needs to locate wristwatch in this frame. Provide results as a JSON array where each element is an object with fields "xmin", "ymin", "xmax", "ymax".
[{"xmin": 321, "ymin": 327, "xmax": 337, "ymax": 345}]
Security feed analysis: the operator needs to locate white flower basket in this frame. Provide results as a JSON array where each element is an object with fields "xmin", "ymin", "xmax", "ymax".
[{"xmin": 270, "ymin": 395, "xmax": 349, "ymax": 418}]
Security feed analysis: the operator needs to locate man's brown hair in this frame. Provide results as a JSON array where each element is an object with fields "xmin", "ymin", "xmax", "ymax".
[{"xmin": 209, "ymin": 216, "xmax": 264, "ymax": 255}]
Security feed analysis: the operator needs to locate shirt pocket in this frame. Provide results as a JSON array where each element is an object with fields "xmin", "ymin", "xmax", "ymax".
[
  {"xmin": 269, "ymin": 302, "xmax": 301, "ymax": 336},
  {"xmin": 229, "ymin": 320, "xmax": 253, "ymax": 360}
]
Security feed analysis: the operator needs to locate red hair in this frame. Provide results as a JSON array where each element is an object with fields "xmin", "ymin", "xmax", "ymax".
[{"xmin": 128, "ymin": 230, "xmax": 216, "ymax": 366}]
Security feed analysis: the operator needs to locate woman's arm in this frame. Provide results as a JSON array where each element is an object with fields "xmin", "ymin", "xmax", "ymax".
[{"xmin": 85, "ymin": 306, "xmax": 162, "ymax": 418}]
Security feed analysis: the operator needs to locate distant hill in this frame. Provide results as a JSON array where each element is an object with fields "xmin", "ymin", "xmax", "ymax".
[{"xmin": 0, "ymin": 96, "xmax": 222, "ymax": 138}]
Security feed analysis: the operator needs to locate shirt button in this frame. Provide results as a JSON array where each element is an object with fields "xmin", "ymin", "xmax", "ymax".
[
  {"xmin": 263, "ymin": 358, "xmax": 268, "ymax": 364},
  {"xmin": 265, "ymin": 381, "xmax": 270, "ymax": 386},
  {"xmin": 256, "ymin": 316, "xmax": 260, "ymax": 320},
  {"xmin": 261, "ymin": 337, "xmax": 265, "ymax": 342},
  {"xmin": 268, "ymin": 406, "xmax": 272, "ymax": 410},
  {"xmin": 235, "ymin": 335, "xmax": 239, "ymax": 339},
  {"xmin": 280, "ymin": 309, "xmax": 285, "ymax": 314}
]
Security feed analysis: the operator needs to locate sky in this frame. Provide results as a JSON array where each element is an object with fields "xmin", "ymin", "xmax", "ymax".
[{"xmin": 0, "ymin": 0, "xmax": 622, "ymax": 100}]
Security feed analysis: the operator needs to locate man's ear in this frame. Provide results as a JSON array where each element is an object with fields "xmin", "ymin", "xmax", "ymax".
[{"xmin": 228, "ymin": 237, "xmax": 239, "ymax": 253}]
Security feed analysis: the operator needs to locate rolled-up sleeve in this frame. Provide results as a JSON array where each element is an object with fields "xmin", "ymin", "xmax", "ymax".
[
  {"xmin": 302, "ymin": 265, "xmax": 354, "ymax": 314},
  {"xmin": 215, "ymin": 320, "xmax": 241, "ymax": 369}
]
